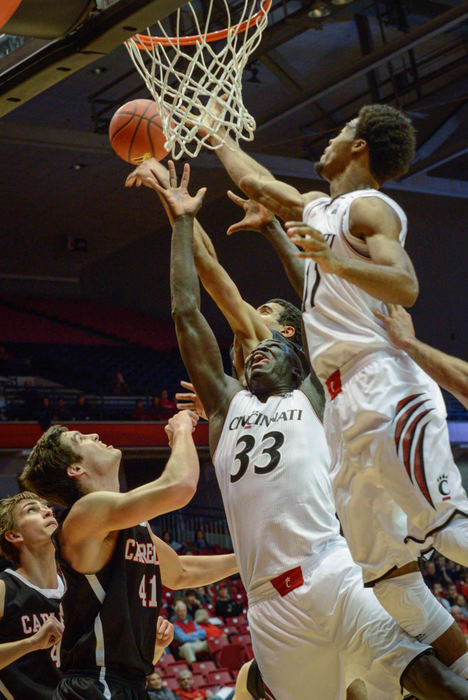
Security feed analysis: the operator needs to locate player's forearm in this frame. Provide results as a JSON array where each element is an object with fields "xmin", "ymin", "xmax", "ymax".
[
  {"xmin": 402, "ymin": 338, "xmax": 468, "ymax": 407},
  {"xmin": 261, "ymin": 219, "xmax": 305, "ymax": 298},
  {"xmin": 214, "ymin": 137, "xmax": 272, "ymax": 186},
  {"xmin": 0, "ymin": 637, "xmax": 39, "ymax": 669},
  {"xmin": 171, "ymin": 214, "xmax": 201, "ymax": 318},
  {"xmin": 240, "ymin": 175, "xmax": 304, "ymax": 221},
  {"xmin": 333, "ymin": 256, "xmax": 418, "ymax": 306},
  {"xmin": 175, "ymin": 553, "xmax": 238, "ymax": 589}
]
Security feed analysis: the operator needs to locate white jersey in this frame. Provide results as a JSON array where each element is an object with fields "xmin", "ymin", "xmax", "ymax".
[
  {"xmin": 302, "ymin": 189, "xmax": 407, "ymax": 382},
  {"xmin": 213, "ymin": 389, "xmax": 341, "ymax": 592}
]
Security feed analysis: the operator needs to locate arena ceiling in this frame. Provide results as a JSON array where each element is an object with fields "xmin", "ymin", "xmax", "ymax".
[{"xmin": 0, "ymin": 0, "xmax": 467, "ymax": 355}]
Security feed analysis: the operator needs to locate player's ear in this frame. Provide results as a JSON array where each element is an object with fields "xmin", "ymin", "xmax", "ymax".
[
  {"xmin": 351, "ymin": 138, "xmax": 367, "ymax": 155},
  {"xmin": 4, "ymin": 529, "xmax": 22, "ymax": 545},
  {"xmin": 67, "ymin": 463, "xmax": 84, "ymax": 479},
  {"xmin": 280, "ymin": 326, "xmax": 295, "ymax": 339}
]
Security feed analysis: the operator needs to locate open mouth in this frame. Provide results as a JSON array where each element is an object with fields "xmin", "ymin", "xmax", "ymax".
[{"xmin": 250, "ymin": 352, "xmax": 269, "ymax": 368}]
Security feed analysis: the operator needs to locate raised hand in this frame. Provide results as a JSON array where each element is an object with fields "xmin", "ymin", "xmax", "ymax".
[
  {"xmin": 150, "ymin": 160, "xmax": 207, "ymax": 219},
  {"xmin": 175, "ymin": 380, "xmax": 208, "ymax": 421},
  {"xmin": 226, "ymin": 191, "xmax": 274, "ymax": 235},
  {"xmin": 124, "ymin": 157, "xmax": 170, "ymax": 189},
  {"xmin": 165, "ymin": 409, "xmax": 199, "ymax": 447},
  {"xmin": 285, "ymin": 221, "xmax": 342, "ymax": 274},
  {"xmin": 30, "ymin": 615, "xmax": 64, "ymax": 651}
]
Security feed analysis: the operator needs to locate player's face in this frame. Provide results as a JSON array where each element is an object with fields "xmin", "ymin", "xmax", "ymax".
[
  {"xmin": 244, "ymin": 339, "xmax": 297, "ymax": 394},
  {"xmin": 256, "ymin": 302, "xmax": 284, "ymax": 331},
  {"xmin": 315, "ymin": 119, "xmax": 358, "ymax": 180},
  {"xmin": 11, "ymin": 499, "xmax": 58, "ymax": 547},
  {"xmin": 61, "ymin": 430, "xmax": 122, "ymax": 477}
]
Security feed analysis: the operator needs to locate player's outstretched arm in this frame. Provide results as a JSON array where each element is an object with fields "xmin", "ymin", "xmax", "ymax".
[
  {"xmin": 375, "ymin": 305, "xmax": 468, "ymax": 408},
  {"xmin": 152, "ymin": 162, "xmax": 240, "ymax": 446},
  {"xmin": 151, "ymin": 534, "xmax": 238, "ymax": 590},
  {"xmin": 0, "ymin": 583, "xmax": 63, "ymax": 669},
  {"xmin": 227, "ymin": 192, "xmax": 305, "ymax": 298},
  {"xmin": 286, "ymin": 197, "xmax": 419, "ymax": 306},
  {"xmin": 61, "ymin": 411, "xmax": 200, "ymax": 570}
]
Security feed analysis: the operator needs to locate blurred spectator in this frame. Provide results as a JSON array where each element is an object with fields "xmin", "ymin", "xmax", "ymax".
[
  {"xmin": 72, "ymin": 394, "xmax": 92, "ymax": 421},
  {"xmin": 149, "ymin": 395, "xmax": 163, "ymax": 421},
  {"xmin": 433, "ymin": 555, "xmax": 454, "ymax": 585},
  {"xmin": 455, "ymin": 594, "xmax": 468, "ymax": 617},
  {"xmin": 175, "ymin": 670, "xmax": 212, "ymax": 699},
  {"xmin": 423, "ymin": 561, "xmax": 444, "ymax": 590},
  {"xmin": 38, "ymin": 396, "xmax": 53, "ymax": 431},
  {"xmin": 163, "ymin": 531, "xmax": 182, "ymax": 553},
  {"xmin": 185, "ymin": 589, "xmax": 203, "ymax": 617},
  {"xmin": 215, "ymin": 585, "xmax": 243, "ymax": 619},
  {"xmin": 160, "ymin": 389, "xmax": 176, "ymax": 419},
  {"xmin": 194, "ymin": 609, "xmax": 227, "ymax": 641},
  {"xmin": 447, "ymin": 582, "xmax": 460, "ymax": 607},
  {"xmin": 21, "ymin": 380, "xmax": 40, "ymax": 419},
  {"xmin": 54, "ymin": 396, "xmax": 70, "ymax": 422},
  {"xmin": 432, "ymin": 582, "xmax": 451, "ymax": 612},
  {"xmin": 195, "ymin": 530, "xmax": 210, "ymax": 552},
  {"xmin": 172, "ymin": 601, "xmax": 208, "ymax": 663},
  {"xmin": 195, "ymin": 586, "xmax": 213, "ymax": 606},
  {"xmin": 132, "ymin": 399, "xmax": 149, "ymax": 421},
  {"xmin": 147, "ymin": 671, "xmax": 176, "ymax": 699},
  {"xmin": 451, "ymin": 606, "xmax": 468, "ymax": 635},
  {"xmin": 111, "ymin": 369, "xmax": 129, "ymax": 394}
]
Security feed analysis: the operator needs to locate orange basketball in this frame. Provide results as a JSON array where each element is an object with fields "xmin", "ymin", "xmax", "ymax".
[{"xmin": 109, "ymin": 99, "xmax": 169, "ymax": 164}]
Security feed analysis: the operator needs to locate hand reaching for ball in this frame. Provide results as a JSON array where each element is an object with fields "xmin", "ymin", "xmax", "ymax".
[{"xmin": 150, "ymin": 160, "xmax": 207, "ymax": 219}]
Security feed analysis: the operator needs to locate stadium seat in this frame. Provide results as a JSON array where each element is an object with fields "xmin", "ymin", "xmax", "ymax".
[
  {"xmin": 191, "ymin": 661, "xmax": 217, "ymax": 678},
  {"xmin": 207, "ymin": 670, "xmax": 233, "ymax": 686},
  {"xmin": 214, "ymin": 643, "xmax": 244, "ymax": 671}
]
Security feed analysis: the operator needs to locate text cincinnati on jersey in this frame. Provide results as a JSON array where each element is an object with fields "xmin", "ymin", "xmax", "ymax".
[{"xmin": 229, "ymin": 409, "xmax": 303, "ymax": 430}]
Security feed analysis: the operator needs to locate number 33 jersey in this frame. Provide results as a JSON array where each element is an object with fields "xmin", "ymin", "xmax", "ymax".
[
  {"xmin": 213, "ymin": 389, "xmax": 341, "ymax": 591},
  {"xmin": 302, "ymin": 190, "xmax": 407, "ymax": 383}
]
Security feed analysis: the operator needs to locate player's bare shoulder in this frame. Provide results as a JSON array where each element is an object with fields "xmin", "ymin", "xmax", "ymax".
[
  {"xmin": 348, "ymin": 195, "xmax": 402, "ymax": 241},
  {"xmin": 303, "ymin": 190, "xmax": 328, "ymax": 207}
]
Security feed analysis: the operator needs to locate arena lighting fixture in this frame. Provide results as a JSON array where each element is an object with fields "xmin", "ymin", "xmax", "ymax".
[
  {"xmin": 331, "ymin": 0, "xmax": 354, "ymax": 5},
  {"xmin": 308, "ymin": 2, "xmax": 332, "ymax": 18}
]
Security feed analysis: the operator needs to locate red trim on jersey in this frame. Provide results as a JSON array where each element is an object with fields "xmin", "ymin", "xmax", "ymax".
[
  {"xmin": 326, "ymin": 369, "xmax": 342, "ymax": 401},
  {"xmin": 270, "ymin": 566, "xmax": 304, "ymax": 597},
  {"xmin": 401, "ymin": 409, "xmax": 432, "ymax": 483},
  {"xmin": 414, "ymin": 421, "xmax": 436, "ymax": 509},
  {"xmin": 394, "ymin": 396, "xmax": 426, "ymax": 452}
]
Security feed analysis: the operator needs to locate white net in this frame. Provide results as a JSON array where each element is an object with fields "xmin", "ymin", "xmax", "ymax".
[{"xmin": 125, "ymin": 0, "xmax": 270, "ymax": 159}]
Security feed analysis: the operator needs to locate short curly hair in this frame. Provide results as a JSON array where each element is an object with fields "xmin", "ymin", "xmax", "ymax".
[
  {"xmin": 354, "ymin": 104, "xmax": 416, "ymax": 182},
  {"xmin": 19, "ymin": 425, "xmax": 83, "ymax": 507}
]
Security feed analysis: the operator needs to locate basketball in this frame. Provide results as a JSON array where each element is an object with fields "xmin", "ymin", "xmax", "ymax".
[{"xmin": 109, "ymin": 99, "xmax": 169, "ymax": 164}]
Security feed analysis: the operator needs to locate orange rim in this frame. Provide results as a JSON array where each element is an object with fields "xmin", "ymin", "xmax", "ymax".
[{"xmin": 130, "ymin": 0, "xmax": 271, "ymax": 49}]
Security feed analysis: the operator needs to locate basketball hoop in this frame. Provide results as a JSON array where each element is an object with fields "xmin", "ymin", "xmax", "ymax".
[{"xmin": 125, "ymin": 0, "xmax": 271, "ymax": 159}]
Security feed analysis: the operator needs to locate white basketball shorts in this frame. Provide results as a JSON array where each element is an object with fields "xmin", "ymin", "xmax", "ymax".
[
  {"xmin": 247, "ymin": 540, "xmax": 429, "ymax": 700},
  {"xmin": 324, "ymin": 350, "xmax": 468, "ymax": 583}
]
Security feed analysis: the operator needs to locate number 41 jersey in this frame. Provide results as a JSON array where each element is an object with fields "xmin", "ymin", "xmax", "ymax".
[{"xmin": 213, "ymin": 390, "xmax": 341, "ymax": 591}]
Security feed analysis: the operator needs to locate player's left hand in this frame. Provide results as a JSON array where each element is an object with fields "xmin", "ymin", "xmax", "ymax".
[
  {"xmin": 175, "ymin": 381, "xmax": 208, "ymax": 421},
  {"xmin": 226, "ymin": 191, "xmax": 275, "ymax": 235},
  {"xmin": 155, "ymin": 617, "xmax": 174, "ymax": 647},
  {"xmin": 373, "ymin": 304, "xmax": 416, "ymax": 349},
  {"xmin": 285, "ymin": 221, "xmax": 341, "ymax": 274},
  {"xmin": 150, "ymin": 160, "xmax": 207, "ymax": 219}
]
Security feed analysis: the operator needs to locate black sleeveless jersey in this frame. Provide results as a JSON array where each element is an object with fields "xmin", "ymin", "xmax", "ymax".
[
  {"xmin": 56, "ymin": 522, "xmax": 161, "ymax": 684},
  {"xmin": 0, "ymin": 569, "xmax": 64, "ymax": 699}
]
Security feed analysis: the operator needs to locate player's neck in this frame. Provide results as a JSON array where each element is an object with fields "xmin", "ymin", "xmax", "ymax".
[
  {"xmin": 329, "ymin": 163, "xmax": 379, "ymax": 199},
  {"xmin": 255, "ymin": 383, "xmax": 295, "ymax": 403},
  {"xmin": 17, "ymin": 543, "xmax": 58, "ymax": 590}
]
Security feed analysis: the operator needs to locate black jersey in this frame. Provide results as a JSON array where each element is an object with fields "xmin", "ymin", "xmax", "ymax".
[
  {"xmin": 0, "ymin": 568, "xmax": 64, "ymax": 699},
  {"xmin": 56, "ymin": 522, "xmax": 161, "ymax": 685}
]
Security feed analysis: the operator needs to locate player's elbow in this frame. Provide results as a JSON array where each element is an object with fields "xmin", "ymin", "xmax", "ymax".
[
  {"xmin": 163, "ymin": 477, "xmax": 197, "ymax": 511},
  {"xmin": 399, "ymin": 274, "xmax": 419, "ymax": 307}
]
